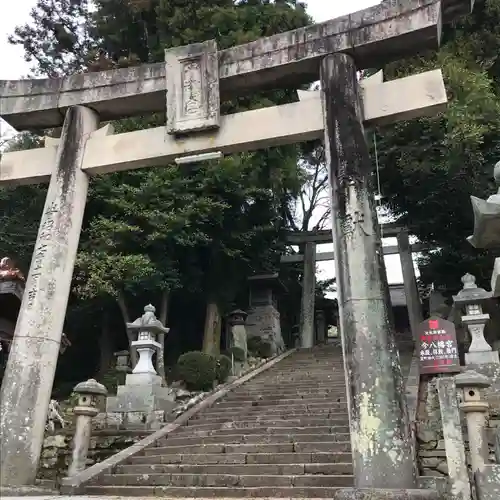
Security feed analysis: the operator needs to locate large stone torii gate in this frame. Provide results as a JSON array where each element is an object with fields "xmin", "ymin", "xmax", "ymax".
[
  {"xmin": 283, "ymin": 224, "xmax": 427, "ymax": 349},
  {"xmin": 0, "ymin": 0, "xmax": 473, "ymax": 495}
]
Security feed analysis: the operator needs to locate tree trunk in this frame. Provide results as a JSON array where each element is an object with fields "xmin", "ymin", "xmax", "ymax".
[
  {"xmin": 157, "ymin": 289, "xmax": 170, "ymax": 382},
  {"xmin": 97, "ymin": 313, "xmax": 114, "ymax": 379},
  {"xmin": 116, "ymin": 291, "xmax": 138, "ymax": 367},
  {"xmin": 202, "ymin": 299, "xmax": 222, "ymax": 355}
]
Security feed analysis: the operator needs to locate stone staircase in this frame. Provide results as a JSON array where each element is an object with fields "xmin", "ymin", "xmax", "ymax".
[{"xmin": 83, "ymin": 345, "xmax": 354, "ymax": 497}]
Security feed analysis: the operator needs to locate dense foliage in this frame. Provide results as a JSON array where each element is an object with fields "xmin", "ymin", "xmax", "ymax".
[
  {"xmin": 3, "ymin": 0, "xmax": 500, "ymax": 387},
  {"xmin": 1, "ymin": 0, "xmax": 312, "ymax": 384},
  {"xmin": 176, "ymin": 351, "xmax": 217, "ymax": 390},
  {"xmin": 374, "ymin": 0, "xmax": 500, "ymax": 291}
]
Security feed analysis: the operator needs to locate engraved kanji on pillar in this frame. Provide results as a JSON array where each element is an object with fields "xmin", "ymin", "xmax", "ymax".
[{"xmin": 165, "ymin": 40, "xmax": 220, "ymax": 135}]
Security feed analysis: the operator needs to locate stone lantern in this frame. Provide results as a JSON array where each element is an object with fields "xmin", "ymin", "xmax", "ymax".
[
  {"xmin": 453, "ymin": 274, "xmax": 499, "ymax": 365},
  {"xmin": 127, "ymin": 304, "xmax": 169, "ymax": 376},
  {"xmin": 68, "ymin": 379, "xmax": 107, "ymax": 477},
  {"xmin": 468, "ymin": 160, "xmax": 500, "ymax": 249},
  {"xmin": 227, "ymin": 309, "xmax": 248, "ymax": 361},
  {"xmin": 105, "ymin": 304, "xmax": 176, "ymax": 427}
]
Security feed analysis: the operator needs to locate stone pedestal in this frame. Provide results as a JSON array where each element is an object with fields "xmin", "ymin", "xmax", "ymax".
[
  {"xmin": 246, "ymin": 274, "xmax": 285, "ymax": 355},
  {"xmin": 106, "ymin": 373, "xmax": 175, "ymax": 414}
]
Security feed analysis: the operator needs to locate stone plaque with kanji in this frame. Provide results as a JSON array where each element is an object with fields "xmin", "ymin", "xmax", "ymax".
[{"xmin": 417, "ymin": 317, "xmax": 461, "ymax": 375}]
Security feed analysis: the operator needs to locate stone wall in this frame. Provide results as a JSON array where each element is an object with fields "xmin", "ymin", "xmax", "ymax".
[
  {"xmin": 416, "ymin": 367, "xmax": 500, "ymax": 479},
  {"xmin": 39, "ymin": 429, "xmax": 150, "ymax": 485}
]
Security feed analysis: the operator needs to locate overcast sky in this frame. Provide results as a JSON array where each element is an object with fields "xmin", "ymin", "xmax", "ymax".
[{"xmin": 0, "ymin": 0, "xmax": 408, "ymax": 285}]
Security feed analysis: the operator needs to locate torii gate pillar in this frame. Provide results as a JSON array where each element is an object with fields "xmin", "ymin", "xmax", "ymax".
[
  {"xmin": 0, "ymin": 106, "xmax": 98, "ymax": 487},
  {"xmin": 321, "ymin": 53, "xmax": 417, "ymax": 493}
]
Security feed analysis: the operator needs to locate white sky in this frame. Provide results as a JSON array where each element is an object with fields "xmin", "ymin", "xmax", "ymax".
[{"xmin": 0, "ymin": 0, "xmax": 412, "ymax": 286}]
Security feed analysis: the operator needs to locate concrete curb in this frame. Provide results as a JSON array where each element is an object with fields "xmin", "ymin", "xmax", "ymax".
[{"xmin": 60, "ymin": 348, "xmax": 297, "ymax": 494}]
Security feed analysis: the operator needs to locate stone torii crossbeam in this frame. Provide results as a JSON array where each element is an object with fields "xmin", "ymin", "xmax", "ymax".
[{"xmin": 0, "ymin": 0, "xmax": 474, "ymax": 495}]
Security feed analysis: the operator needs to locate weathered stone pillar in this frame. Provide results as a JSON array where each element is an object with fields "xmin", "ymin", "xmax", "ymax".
[
  {"xmin": 300, "ymin": 242, "xmax": 316, "ymax": 348},
  {"xmin": 320, "ymin": 53, "xmax": 416, "ymax": 490},
  {"xmin": 397, "ymin": 229, "xmax": 423, "ymax": 341},
  {"xmin": 68, "ymin": 379, "xmax": 107, "ymax": 477},
  {"xmin": 0, "ymin": 106, "xmax": 98, "ymax": 487}
]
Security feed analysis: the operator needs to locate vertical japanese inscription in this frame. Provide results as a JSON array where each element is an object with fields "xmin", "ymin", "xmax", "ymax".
[
  {"xmin": 182, "ymin": 60, "xmax": 203, "ymax": 119},
  {"xmin": 26, "ymin": 202, "xmax": 59, "ymax": 309},
  {"xmin": 166, "ymin": 40, "xmax": 220, "ymax": 135},
  {"xmin": 417, "ymin": 317, "xmax": 461, "ymax": 375}
]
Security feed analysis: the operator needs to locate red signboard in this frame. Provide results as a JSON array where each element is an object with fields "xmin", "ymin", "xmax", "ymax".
[{"xmin": 417, "ymin": 317, "xmax": 461, "ymax": 375}]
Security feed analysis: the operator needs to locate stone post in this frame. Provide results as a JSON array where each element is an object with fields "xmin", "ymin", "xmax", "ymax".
[
  {"xmin": 455, "ymin": 371, "xmax": 491, "ymax": 474},
  {"xmin": 0, "ymin": 106, "xmax": 98, "ymax": 487},
  {"xmin": 397, "ymin": 229, "xmax": 423, "ymax": 341},
  {"xmin": 436, "ymin": 376, "xmax": 472, "ymax": 500},
  {"xmin": 68, "ymin": 379, "xmax": 107, "ymax": 477},
  {"xmin": 320, "ymin": 53, "xmax": 416, "ymax": 491},
  {"xmin": 300, "ymin": 242, "xmax": 316, "ymax": 348},
  {"xmin": 315, "ymin": 309, "xmax": 327, "ymax": 345},
  {"xmin": 453, "ymin": 274, "xmax": 499, "ymax": 366}
]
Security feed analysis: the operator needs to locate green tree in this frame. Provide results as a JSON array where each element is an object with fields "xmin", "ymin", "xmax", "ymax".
[
  {"xmin": 0, "ymin": 133, "xmax": 46, "ymax": 271},
  {"xmin": 6, "ymin": 0, "xmax": 312, "ymax": 369},
  {"xmin": 374, "ymin": 0, "xmax": 500, "ymax": 291}
]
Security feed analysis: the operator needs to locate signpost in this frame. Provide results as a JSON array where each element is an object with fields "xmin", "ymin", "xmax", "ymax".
[{"xmin": 417, "ymin": 317, "xmax": 461, "ymax": 375}]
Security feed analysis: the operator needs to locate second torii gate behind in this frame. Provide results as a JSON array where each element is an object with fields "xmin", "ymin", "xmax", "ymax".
[
  {"xmin": 283, "ymin": 225, "xmax": 426, "ymax": 348},
  {"xmin": 0, "ymin": 0, "xmax": 473, "ymax": 493}
]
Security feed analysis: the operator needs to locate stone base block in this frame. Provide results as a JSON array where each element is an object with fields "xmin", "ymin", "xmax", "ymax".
[
  {"xmin": 106, "ymin": 382, "xmax": 175, "ymax": 413},
  {"xmin": 475, "ymin": 465, "xmax": 500, "ymax": 500},
  {"xmin": 0, "ymin": 485, "xmax": 58, "ymax": 496},
  {"xmin": 124, "ymin": 372, "xmax": 163, "ymax": 386},
  {"xmin": 465, "ymin": 350, "xmax": 499, "ymax": 365},
  {"xmin": 94, "ymin": 410, "xmax": 168, "ymax": 430},
  {"xmin": 334, "ymin": 488, "xmax": 440, "ymax": 500}
]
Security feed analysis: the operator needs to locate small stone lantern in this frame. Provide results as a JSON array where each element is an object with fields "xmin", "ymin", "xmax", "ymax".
[
  {"xmin": 452, "ymin": 274, "xmax": 499, "ymax": 365},
  {"xmin": 68, "ymin": 379, "xmax": 107, "ymax": 477},
  {"xmin": 455, "ymin": 370, "xmax": 491, "ymax": 474},
  {"xmin": 114, "ymin": 350, "xmax": 131, "ymax": 373},
  {"xmin": 126, "ymin": 304, "xmax": 169, "ymax": 375},
  {"xmin": 227, "ymin": 309, "xmax": 248, "ymax": 363}
]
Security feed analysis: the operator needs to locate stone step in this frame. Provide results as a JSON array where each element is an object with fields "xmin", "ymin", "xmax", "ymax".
[
  {"xmin": 242, "ymin": 383, "xmax": 346, "ymax": 391},
  {"xmin": 170, "ymin": 425, "xmax": 351, "ymax": 439},
  {"xmin": 128, "ymin": 451, "xmax": 352, "ymax": 466},
  {"xmin": 82, "ymin": 484, "xmax": 345, "ymax": 497},
  {"xmin": 206, "ymin": 403, "xmax": 348, "ymax": 415},
  {"xmin": 114, "ymin": 462, "xmax": 354, "ymax": 476},
  {"xmin": 184, "ymin": 417, "xmax": 350, "ymax": 430},
  {"xmin": 186, "ymin": 413, "xmax": 350, "ymax": 426},
  {"xmin": 225, "ymin": 390, "xmax": 347, "ymax": 399},
  {"xmin": 142, "ymin": 441, "xmax": 351, "ymax": 456},
  {"xmin": 214, "ymin": 397, "xmax": 347, "ymax": 408},
  {"xmin": 97, "ymin": 473, "xmax": 354, "ymax": 488},
  {"xmin": 154, "ymin": 432, "xmax": 351, "ymax": 447},
  {"xmin": 193, "ymin": 408, "xmax": 348, "ymax": 420},
  {"xmin": 216, "ymin": 398, "xmax": 347, "ymax": 407}
]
